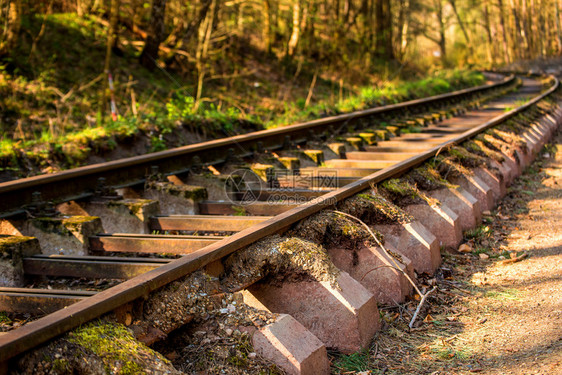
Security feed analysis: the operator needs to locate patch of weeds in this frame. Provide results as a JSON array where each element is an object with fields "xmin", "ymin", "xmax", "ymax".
[
  {"xmin": 333, "ymin": 350, "xmax": 370, "ymax": 373},
  {"xmin": 464, "ymin": 225, "xmax": 491, "ymax": 241},
  {"xmin": 150, "ymin": 135, "xmax": 167, "ymax": 152},
  {"xmin": 485, "ymin": 288, "xmax": 520, "ymax": 300},
  {"xmin": 0, "ymin": 312, "xmax": 12, "ymax": 324},
  {"xmin": 232, "ymin": 205, "xmax": 247, "ymax": 216},
  {"xmin": 492, "ymin": 250, "xmax": 511, "ymax": 259},
  {"xmin": 472, "ymin": 246, "xmax": 490, "ymax": 255},
  {"xmin": 434, "ymin": 347, "xmax": 471, "ymax": 360}
]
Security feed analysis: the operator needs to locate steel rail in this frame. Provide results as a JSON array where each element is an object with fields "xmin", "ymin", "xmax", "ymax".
[
  {"xmin": 0, "ymin": 75, "xmax": 515, "ymax": 216},
  {"xmin": 0, "ymin": 74, "xmax": 552, "ymax": 363}
]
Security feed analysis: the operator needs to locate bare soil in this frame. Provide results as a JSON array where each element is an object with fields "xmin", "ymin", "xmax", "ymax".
[{"xmin": 333, "ymin": 132, "xmax": 562, "ymax": 374}]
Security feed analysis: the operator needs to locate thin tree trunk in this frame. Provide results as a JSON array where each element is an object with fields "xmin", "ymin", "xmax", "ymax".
[
  {"xmin": 374, "ymin": 0, "xmax": 394, "ymax": 60},
  {"xmin": 0, "ymin": 0, "xmax": 21, "ymax": 55},
  {"xmin": 140, "ymin": 0, "xmax": 168, "ymax": 70},
  {"xmin": 483, "ymin": 3, "xmax": 495, "ymax": 64},
  {"xmin": 435, "ymin": 0, "xmax": 447, "ymax": 65},
  {"xmin": 99, "ymin": 0, "xmax": 119, "ymax": 123},
  {"xmin": 497, "ymin": 0, "xmax": 511, "ymax": 62},
  {"xmin": 194, "ymin": 0, "xmax": 217, "ymax": 111},
  {"xmin": 287, "ymin": 0, "xmax": 301, "ymax": 56},
  {"xmin": 554, "ymin": 0, "xmax": 562, "ymax": 55},
  {"xmin": 262, "ymin": 0, "xmax": 272, "ymax": 54},
  {"xmin": 397, "ymin": 0, "xmax": 410, "ymax": 58},
  {"xmin": 449, "ymin": 0, "xmax": 471, "ymax": 51}
]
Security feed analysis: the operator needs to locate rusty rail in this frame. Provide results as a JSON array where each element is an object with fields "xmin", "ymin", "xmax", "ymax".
[{"xmin": 0, "ymin": 75, "xmax": 515, "ymax": 217}]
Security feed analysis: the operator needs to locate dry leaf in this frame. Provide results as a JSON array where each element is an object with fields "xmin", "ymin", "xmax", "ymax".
[
  {"xmin": 459, "ymin": 244, "xmax": 472, "ymax": 253},
  {"xmin": 423, "ymin": 314, "xmax": 434, "ymax": 323}
]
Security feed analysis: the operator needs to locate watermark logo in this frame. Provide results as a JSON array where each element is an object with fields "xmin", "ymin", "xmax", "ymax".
[
  {"xmin": 225, "ymin": 169, "xmax": 263, "ymax": 204},
  {"xmin": 224, "ymin": 168, "xmax": 340, "ymax": 206}
]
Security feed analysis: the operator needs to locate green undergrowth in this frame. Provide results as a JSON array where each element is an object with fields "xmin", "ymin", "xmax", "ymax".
[
  {"xmin": 0, "ymin": 12, "xmax": 485, "ymax": 175},
  {"xmin": 265, "ymin": 69, "xmax": 485, "ymax": 128}
]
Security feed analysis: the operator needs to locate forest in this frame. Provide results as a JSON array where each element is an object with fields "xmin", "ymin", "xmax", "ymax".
[{"xmin": 1, "ymin": 0, "xmax": 562, "ymax": 172}]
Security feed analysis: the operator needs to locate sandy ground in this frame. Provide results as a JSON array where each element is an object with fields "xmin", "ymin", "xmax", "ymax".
[{"xmin": 332, "ymin": 133, "xmax": 562, "ymax": 374}]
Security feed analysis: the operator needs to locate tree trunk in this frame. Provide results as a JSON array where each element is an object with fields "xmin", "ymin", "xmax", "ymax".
[
  {"xmin": 449, "ymin": 0, "xmax": 471, "ymax": 56},
  {"xmin": 554, "ymin": 0, "xmax": 562, "ymax": 55},
  {"xmin": 100, "ymin": 0, "xmax": 119, "ymax": 123},
  {"xmin": 104, "ymin": 0, "xmax": 119, "ymax": 74},
  {"xmin": 140, "ymin": 0, "xmax": 168, "ymax": 70},
  {"xmin": 287, "ymin": 0, "xmax": 301, "ymax": 56},
  {"xmin": 262, "ymin": 0, "xmax": 272, "ymax": 54},
  {"xmin": 435, "ymin": 0, "xmax": 447, "ymax": 65},
  {"xmin": 374, "ymin": 0, "xmax": 394, "ymax": 60},
  {"xmin": 194, "ymin": 0, "xmax": 217, "ymax": 111},
  {"xmin": 0, "ymin": 0, "xmax": 22, "ymax": 55},
  {"xmin": 397, "ymin": 0, "xmax": 410, "ymax": 58},
  {"xmin": 497, "ymin": 0, "xmax": 511, "ymax": 63},
  {"xmin": 483, "ymin": 3, "xmax": 495, "ymax": 64}
]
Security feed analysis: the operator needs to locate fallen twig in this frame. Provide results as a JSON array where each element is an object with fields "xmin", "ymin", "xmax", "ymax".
[
  {"xmin": 409, "ymin": 286, "xmax": 437, "ymax": 329},
  {"xmin": 332, "ymin": 210, "xmax": 438, "ymax": 329},
  {"xmin": 499, "ymin": 252, "xmax": 528, "ymax": 264}
]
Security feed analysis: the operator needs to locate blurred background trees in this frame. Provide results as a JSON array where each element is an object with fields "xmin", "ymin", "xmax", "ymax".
[
  {"xmin": 1, "ymin": 0, "xmax": 562, "ymax": 163},
  {"xmin": 4, "ymin": 0, "xmax": 562, "ymax": 73}
]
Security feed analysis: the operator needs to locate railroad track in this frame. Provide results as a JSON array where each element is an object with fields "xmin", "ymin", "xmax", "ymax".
[{"xmin": 0, "ymin": 73, "xmax": 560, "ymax": 374}]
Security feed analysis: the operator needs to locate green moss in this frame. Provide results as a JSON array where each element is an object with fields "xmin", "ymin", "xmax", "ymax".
[
  {"xmin": 108, "ymin": 199, "xmax": 155, "ymax": 216},
  {"xmin": 52, "ymin": 358, "xmax": 69, "ymax": 372},
  {"xmin": 61, "ymin": 216, "xmax": 99, "ymax": 232},
  {"xmin": 232, "ymin": 206, "xmax": 247, "ymax": 216},
  {"xmin": 465, "ymin": 140, "xmax": 505, "ymax": 163},
  {"xmin": 342, "ymin": 193, "xmax": 414, "ymax": 224},
  {"xmin": 381, "ymin": 178, "xmax": 438, "ymax": 206},
  {"xmin": 345, "ymin": 137, "xmax": 363, "ymax": 150},
  {"xmin": 251, "ymin": 164, "xmax": 275, "ymax": 181},
  {"xmin": 277, "ymin": 157, "xmax": 300, "ymax": 169},
  {"xmin": 432, "ymin": 154, "xmax": 474, "ymax": 178},
  {"xmin": 407, "ymin": 165, "xmax": 457, "ymax": 191},
  {"xmin": 68, "ymin": 321, "xmax": 169, "ymax": 375},
  {"xmin": 303, "ymin": 150, "xmax": 324, "ymax": 164},
  {"xmin": 0, "ymin": 312, "xmax": 12, "ymax": 324},
  {"xmin": 32, "ymin": 218, "xmax": 71, "ymax": 236},
  {"xmin": 0, "ymin": 236, "xmax": 36, "ymax": 253},
  {"xmin": 447, "ymin": 146, "xmax": 487, "ymax": 168},
  {"xmin": 386, "ymin": 126, "xmax": 400, "ymax": 136},
  {"xmin": 372, "ymin": 129, "xmax": 389, "ymax": 140},
  {"xmin": 356, "ymin": 132, "xmax": 377, "ymax": 145}
]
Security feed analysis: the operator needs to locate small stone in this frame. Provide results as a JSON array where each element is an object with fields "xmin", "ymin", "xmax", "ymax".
[
  {"xmin": 479, "ymin": 253, "xmax": 489, "ymax": 260},
  {"xmin": 226, "ymin": 304, "xmax": 236, "ymax": 313},
  {"xmin": 459, "ymin": 244, "xmax": 472, "ymax": 253},
  {"xmin": 219, "ymin": 308, "xmax": 229, "ymax": 314},
  {"xmin": 499, "ymin": 256, "xmax": 506, "ymax": 260},
  {"xmin": 225, "ymin": 328, "xmax": 233, "ymax": 336},
  {"xmin": 248, "ymin": 352, "xmax": 257, "ymax": 359},
  {"xmin": 482, "ymin": 210, "xmax": 492, "ymax": 216}
]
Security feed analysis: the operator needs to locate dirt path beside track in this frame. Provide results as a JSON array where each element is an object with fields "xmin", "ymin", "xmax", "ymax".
[{"xmin": 334, "ymin": 132, "xmax": 562, "ymax": 375}]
